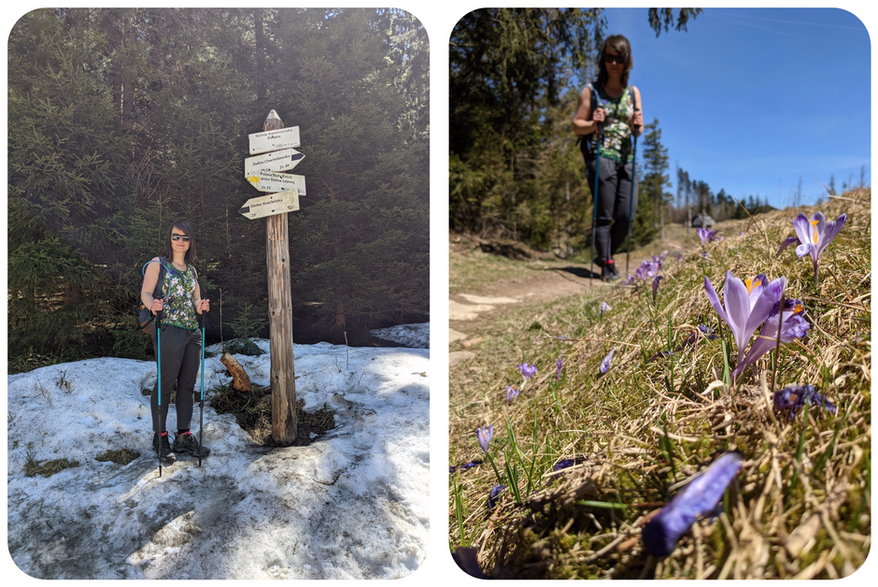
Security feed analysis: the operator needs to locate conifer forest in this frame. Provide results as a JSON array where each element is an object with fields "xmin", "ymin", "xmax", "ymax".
[{"xmin": 7, "ymin": 8, "xmax": 429, "ymax": 370}]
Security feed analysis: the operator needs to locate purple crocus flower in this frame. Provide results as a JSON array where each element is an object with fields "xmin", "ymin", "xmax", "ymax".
[
  {"xmin": 704, "ymin": 271, "xmax": 786, "ymax": 366},
  {"xmin": 778, "ymin": 212, "xmax": 846, "ymax": 285},
  {"xmin": 731, "ymin": 299, "xmax": 810, "ymax": 379},
  {"xmin": 555, "ymin": 357, "xmax": 563, "ymax": 380},
  {"xmin": 449, "ymin": 459, "xmax": 483, "ymax": 473},
  {"xmin": 773, "ymin": 384, "xmax": 837, "ymax": 419},
  {"xmin": 600, "ymin": 301, "xmax": 611, "ymax": 314},
  {"xmin": 517, "ymin": 362, "xmax": 537, "ymax": 379},
  {"xmin": 476, "ymin": 425, "xmax": 494, "ymax": 453},
  {"xmin": 552, "ymin": 456, "xmax": 587, "ymax": 472},
  {"xmin": 652, "ymin": 275, "xmax": 663, "ymax": 299},
  {"xmin": 599, "ymin": 348, "xmax": 616, "ymax": 374},
  {"xmin": 486, "ymin": 484, "xmax": 508, "ymax": 510},
  {"xmin": 504, "ymin": 386, "xmax": 520, "ymax": 403},
  {"xmin": 636, "ymin": 261, "xmax": 660, "ymax": 281},
  {"xmin": 697, "ymin": 227, "xmax": 717, "ymax": 245},
  {"xmin": 642, "ymin": 451, "xmax": 743, "ymax": 557}
]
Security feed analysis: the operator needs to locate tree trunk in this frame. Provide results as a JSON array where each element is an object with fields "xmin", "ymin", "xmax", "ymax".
[{"xmin": 220, "ymin": 352, "xmax": 252, "ymax": 392}]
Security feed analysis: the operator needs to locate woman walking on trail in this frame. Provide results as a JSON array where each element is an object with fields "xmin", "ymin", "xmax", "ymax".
[
  {"xmin": 141, "ymin": 221, "xmax": 211, "ymax": 462},
  {"xmin": 573, "ymin": 34, "xmax": 644, "ymax": 281}
]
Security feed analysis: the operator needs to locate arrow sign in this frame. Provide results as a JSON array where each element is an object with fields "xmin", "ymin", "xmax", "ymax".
[
  {"xmin": 244, "ymin": 148, "xmax": 305, "ymax": 176},
  {"xmin": 246, "ymin": 172, "xmax": 307, "ymax": 196},
  {"xmin": 239, "ymin": 190, "xmax": 300, "ymax": 220},
  {"xmin": 249, "ymin": 125, "xmax": 301, "ymax": 155}
]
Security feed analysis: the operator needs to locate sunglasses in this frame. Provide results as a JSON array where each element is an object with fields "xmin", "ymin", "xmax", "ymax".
[
  {"xmin": 171, "ymin": 234, "xmax": 191, "ymax": 242},
  {"xmin": 604, "ymin": 53, "xmax": 626, "ymax": 65}
]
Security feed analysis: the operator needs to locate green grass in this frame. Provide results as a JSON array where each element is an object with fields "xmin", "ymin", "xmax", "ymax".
[{"xmin": 448, "ymin": 189, "xmax": 871, "ymax": 579}]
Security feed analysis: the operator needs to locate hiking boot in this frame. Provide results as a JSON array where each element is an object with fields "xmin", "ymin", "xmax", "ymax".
[
  {"xmin": 600, "ymin": 265, "xmax": 620, "ymax": 282},
  {"xmin": 153, "ymin": 433, "xmax": 175, "ymax": 463},
  {"xmin": 172, "ymin": 431, "xmax": 211, "ymax": 458},
  {"xmin": 605, "ymin": 259, "xmax": 620, "ymax": 277}
]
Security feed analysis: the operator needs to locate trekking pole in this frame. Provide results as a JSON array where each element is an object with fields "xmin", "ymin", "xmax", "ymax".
[
  {"xmin": 589, "ymin": 111, "xmax": 603, "ymax": 285},
  {"xmin": 198, "ymin": 309, "xmax": 206, "ymax": 468},
  {"xmin": 625, "ymin": 132, "xmax": 638, "ymax": 277},
  {"xmin": 155, "ymin": 309, "xmax": 163, "ymax": 478}
]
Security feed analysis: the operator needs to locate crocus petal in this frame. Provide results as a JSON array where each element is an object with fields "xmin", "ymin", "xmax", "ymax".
[
  {"xmin": 476, "ymin": 425, "xmax": 494, "ymax": 453},
  {"xmin": 723, "ymin": 273, "xmax": 753, "ymax": 358},
  {"xmin": 811, "ymin": 211, "xmax": 827, "ymax": 241},
  {"xmin": 742, "ymin": 276, "xmax": 785, "ymax": 342},
  {"xmin": 792, "ymin": 213, "xmax": 812, "ymax": 247},
  {"xmin": 486, "ymin": 484, "xmax": 508, "ymax": 510},
  {"xmin": 642, "ymin": 452, "xmax": 743, "ymax": 557},
  {"xmin": 816, "ymin": 213, "xmax": 846, "ymax": 255},
  {"xmin": 703, "ymin": 276, "xmax": 730, "ymax": 326},
  {"xmin": 732, "ymin": 308, "xmax": 809, "ymax": 379},
  {"xmin": 777, "ymin": 236, "xmax": 799, "ymax": 256},
  {"xmin": 652, "ymin": 275, "xmax": 663, "ymax": 298},
  {"xmin": 599, "ymin": 348, "xmax": 616, "ymax": 374}
]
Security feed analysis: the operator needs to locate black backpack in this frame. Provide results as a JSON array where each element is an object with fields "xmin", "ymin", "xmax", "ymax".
[{"xmin": 136, "ymin": 256, "xmax": 168, "ymax": 334}]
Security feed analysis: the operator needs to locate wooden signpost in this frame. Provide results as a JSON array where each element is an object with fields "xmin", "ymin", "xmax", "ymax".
[{"xmin": 240, "ymin": 109, "xmax": 301, "ymax": 444}]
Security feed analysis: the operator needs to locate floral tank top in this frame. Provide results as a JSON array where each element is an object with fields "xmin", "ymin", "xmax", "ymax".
[
  {"xmin": 590, "ymin": 84, "xmax": 636, "ymax": 162},
  {"xmin": 158, "ymin": 259, "xmax": 198, "ymax": 330}
]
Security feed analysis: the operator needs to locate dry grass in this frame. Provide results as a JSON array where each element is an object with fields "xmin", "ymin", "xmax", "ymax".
[{"xmin": 448, "ymin": 189, "xmax": 871, "ymax": 578}]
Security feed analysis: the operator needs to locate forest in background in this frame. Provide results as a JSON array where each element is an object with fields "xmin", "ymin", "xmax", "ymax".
[
  {"xmin": 447, "ymin": 8, "xmax": 822, "ymax": 256},
  {"xmin": 7, "ymin": 8, "xmax": 429, "ymax": 371}
]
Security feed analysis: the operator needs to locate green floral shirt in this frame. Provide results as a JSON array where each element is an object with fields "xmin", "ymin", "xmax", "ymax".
[
  {"xmin": 158, "ymin": 260, "xmax": 198, "ymax": 330},
  {"xmin": 592, "ymin": 84, "xmax": 636, "ymax": 162}
]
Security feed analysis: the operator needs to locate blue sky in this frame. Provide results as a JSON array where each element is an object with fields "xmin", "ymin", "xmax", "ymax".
[{"xmin": 601, "ymin": 7, "xmax": 870, "ymax": 209}]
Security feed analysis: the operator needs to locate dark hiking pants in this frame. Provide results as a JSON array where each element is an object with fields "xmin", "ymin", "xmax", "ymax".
[
  {"xmin": 586, "ymin": 155, "xmax": 638, "ymax": 264},
  {"xmin": 150, "ymin": 324, "xmax": 201, "ymax": 434}
]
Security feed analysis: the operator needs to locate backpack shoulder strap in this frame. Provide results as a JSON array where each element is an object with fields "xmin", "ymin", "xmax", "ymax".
[
  {"xmin": 588, "ymin": 83, "xmax": 600, "ymax": 112},
  {"xmin": 141, "ymin": 256, "xmax": 168, "ymax": 298},
  {"xmin": 628, "ymin": 85, "xmax": 640, "ymax": 111}
]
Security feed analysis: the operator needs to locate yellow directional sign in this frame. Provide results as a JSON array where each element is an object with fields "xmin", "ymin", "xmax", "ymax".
[
  {"xmin": 238, "ymin": 190, "xmax": 300, "ymax": 220},
  {"xmin": 246, "ymin": 172, "xmax": 307, "ymax": 195}
]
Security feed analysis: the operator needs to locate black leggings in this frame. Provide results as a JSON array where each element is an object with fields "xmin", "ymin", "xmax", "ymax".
[
  {"xmin": 585, "ymin": 155, "xmax": 638, "ymax": 262},
  {"xmin": 150, "ymin": 324, "xmax": 202, "ymax": 434}
]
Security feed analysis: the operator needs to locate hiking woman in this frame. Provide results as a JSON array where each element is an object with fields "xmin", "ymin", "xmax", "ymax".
[
  {"xmin": 573, "ymin": 34, "xmax": 644, "ymax": 281},
  {"xmin": 140, "ymin": 220, "xmax": 211, "ymax": 461}
]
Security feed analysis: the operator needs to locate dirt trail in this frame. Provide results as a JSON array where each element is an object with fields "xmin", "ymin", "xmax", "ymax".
[
  {"xmin": 449, "ymin": 232, "xmax": 691, "ymax": 365},
  {"xmin": 450, "ymin": 257, "xmax": 623, "ymax": 365}
]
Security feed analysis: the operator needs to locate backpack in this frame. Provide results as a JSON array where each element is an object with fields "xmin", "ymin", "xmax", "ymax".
[{"xmin": 136, "ymin": 256, "xmax": 168, "ymax": 334}]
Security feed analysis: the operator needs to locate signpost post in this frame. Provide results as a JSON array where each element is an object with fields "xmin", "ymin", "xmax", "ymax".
[{"xmin": 241, "ymin": 109, "xmax": 300, "ymax": 444}]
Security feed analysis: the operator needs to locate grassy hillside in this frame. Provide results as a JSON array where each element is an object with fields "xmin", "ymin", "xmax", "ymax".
[{"xmin": 449, "ymin": 189, "xmax": 870, "ymax": 579}]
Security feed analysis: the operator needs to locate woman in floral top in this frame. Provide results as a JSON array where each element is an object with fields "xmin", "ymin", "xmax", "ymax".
[
  {"xmin": 140, "ymin": 221, "xmax": 211, "ymax": 461},
  {"xmin": 572, "ymin": 34, "xmax": 644, "ymax": 281}
]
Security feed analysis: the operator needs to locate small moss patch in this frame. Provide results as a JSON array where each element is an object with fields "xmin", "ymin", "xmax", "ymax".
[
  {"xmin": 24, "ymin": 458, "xmax": 80, "ymax": 477},
  {"xmin": 95, "ymin": 448, "xmax": 140, "ymax": 465}
]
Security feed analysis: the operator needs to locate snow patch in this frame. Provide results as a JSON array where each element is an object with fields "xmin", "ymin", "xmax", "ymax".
[{"xmin": 7, "ymin": 338, "xmax": 429, "ymax": 580}]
